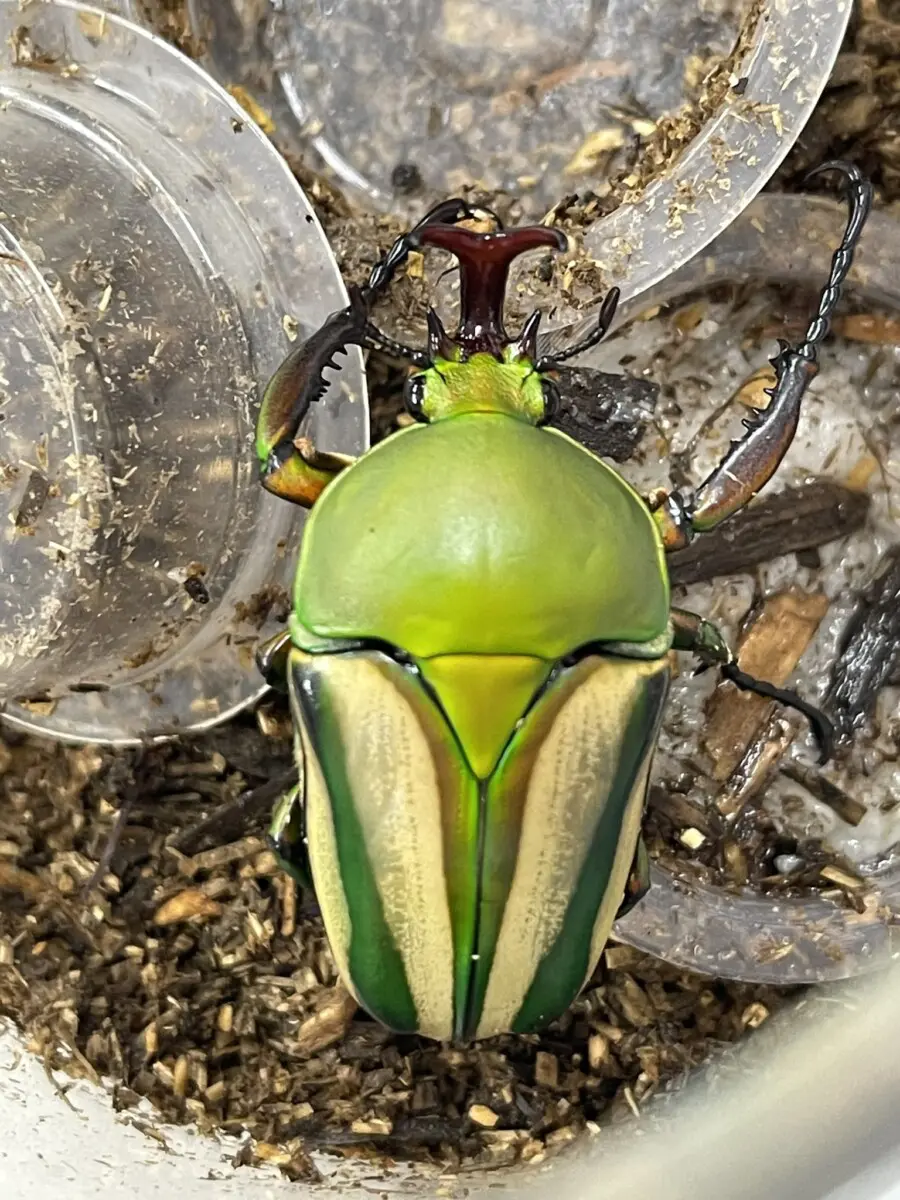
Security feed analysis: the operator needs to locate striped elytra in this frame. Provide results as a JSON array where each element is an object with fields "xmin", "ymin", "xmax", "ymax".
[{"xmin": 288, "ymin": 646, "xmax": 668, "ymax": 1040}]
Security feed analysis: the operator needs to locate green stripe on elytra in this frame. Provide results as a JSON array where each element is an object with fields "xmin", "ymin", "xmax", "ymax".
[
  {"xmin": 511, "ymin": 664, "xmax": 669, "ymax": 1034},
  {"xmin": 290, "ymin": 658, "xmax": 418, "ymax": 1032}
]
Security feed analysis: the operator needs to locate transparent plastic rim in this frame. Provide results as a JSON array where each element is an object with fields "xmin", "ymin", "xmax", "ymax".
[
  {"xmin": 542, "ymin": 0, "xmax": 853, "ymax": 353},
  {"xmin": 169, "ymin": 0, "xmax": 850, "ymax": 330}
]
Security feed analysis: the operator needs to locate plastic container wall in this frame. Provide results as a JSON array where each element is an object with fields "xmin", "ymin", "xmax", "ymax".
[
  {"xmin": 182, "ymin": 0, "xmax": 850, "ymax": 325},
  {"xmin": 3, "ymin": 960, "xmax": 900, "ymax": 1196},
  {"xmin": 0, "ymin": 2, "xmax": 366, "ymax": 744}
]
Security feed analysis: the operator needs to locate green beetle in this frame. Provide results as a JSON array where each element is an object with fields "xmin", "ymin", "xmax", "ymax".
[{"xmin": 256, "ymin": 163, "xmax": 870, "ymax": 1040}]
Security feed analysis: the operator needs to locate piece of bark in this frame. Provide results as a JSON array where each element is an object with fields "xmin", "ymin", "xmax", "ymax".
[
  {"xmin": 703, "ymin": 590, "xmax": 830, "ymax": 782},
  {"xmin": 550, "ymin": 366, "xmax": 657, "ymax": 462},
  {"xmin": 715, "ymin": 710, "xmax": 798, "ymax": 819},
  {"xmin": 293, "ymin": 986, "xmax": 358, "ymax": 1057},
  {"xmin": 779, "ymin": 762, "xmax": 866, "ymax": 826},
  {"xmin": 825, "ymin": 547, "xmax": 900, "ymax": 740},
  {"xmin": 668, "ymin": 482, "xmax": 869, "ymax": 587}
]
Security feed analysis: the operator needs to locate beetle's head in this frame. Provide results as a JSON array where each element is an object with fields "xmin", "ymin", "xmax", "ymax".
[{"xmin": 404, "ymin": 222, "xmax": 569, "ymax": 425}]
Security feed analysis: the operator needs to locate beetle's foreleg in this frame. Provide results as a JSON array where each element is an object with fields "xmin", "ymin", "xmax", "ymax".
[
  {"xmin": 268, "ymin": 781, "xmax": 312, "ymax": 891},
  {"xmin": 648, "ymin": 162, "xmax": 872, "ymax": 551},
  {"xmin": 258, "ymin": 199, "xmax": 488, "ymax": 507},
  {"xmin": 257, "ymin": 298, "xmax": 366, "ymax": 507},
  {"xmin": 670, "ymin": 607, "xmax": 834, "ymax": 763}
]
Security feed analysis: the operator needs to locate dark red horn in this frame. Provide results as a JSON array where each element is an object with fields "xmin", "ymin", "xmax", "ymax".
[{"xmin": 412, "ymin": 224, "xmax": 567, "ymax": 358}]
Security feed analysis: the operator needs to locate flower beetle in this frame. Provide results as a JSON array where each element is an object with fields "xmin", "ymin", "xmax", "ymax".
[{"xmin": 256, "ymin": 164, "xmax": 871, "ymax": 1040}]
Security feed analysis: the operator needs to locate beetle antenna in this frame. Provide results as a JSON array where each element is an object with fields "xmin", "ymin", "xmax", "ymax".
[
  {"xmin": 536, "ymin": 287, "xmax": 620, "ymax": 370},
  {"xmin": 364, "ymin": 198, "xmax": 485, "ymax": 297},
  {"xmin": 721, "ymin": 662, "xmax": 834, "ymax": 765},
  {"xmin": 364, "ymin": 321, "xmax": 431, "ymax": 366},
  {"xmin": 795, "ymin": 161, "xmax": 873, "ymax": 360}
]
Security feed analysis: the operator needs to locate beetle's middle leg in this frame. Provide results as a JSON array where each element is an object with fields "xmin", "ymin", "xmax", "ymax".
[
  {"xmin": 670, "ymin": 606, "xmax": 834, "ymax": 763},
  {"xmin": 647, "ymin": 162, "xmax": 872, "ymax": 552},
  {"xmin": 256, "ymin": 629, "xmax": 292, "ymax": 691},
  {"xmin": 269, "ymin": 780, "xmax": 312, "ymax": 891}
]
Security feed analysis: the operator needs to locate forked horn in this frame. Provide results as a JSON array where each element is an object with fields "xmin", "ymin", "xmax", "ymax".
[{"xmin": 411, "ymin": 223, "xmax": 567, "ymax": 358}]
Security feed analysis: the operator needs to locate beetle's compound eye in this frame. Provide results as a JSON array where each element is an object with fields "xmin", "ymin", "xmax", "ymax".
[
  {"xmin": 539, "ymin": 377, "xmax": 561, "ymax": 424},
  {"xmin": 404, "ymin": 374, "xmax": 428, "ymax": 422}
]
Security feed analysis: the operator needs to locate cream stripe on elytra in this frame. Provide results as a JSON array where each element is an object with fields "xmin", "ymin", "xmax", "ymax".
[
  {"xmin": 326, "ymin": 656, "xmax": 455, "ymax": 1039},
  {"xmin": 476, "ymin": 659, "xmax": 650, "ymax": 1036},
  {"xmin": 298, "ymin": 715, "xmax": 356, "ymax": 999},
  {"xmin": 585, "ymin": 658, "xmax": 669, "ymax": 975},
  {"xmin": 586, "ymin": 753, "xmax": 653, "ymax": 974}
]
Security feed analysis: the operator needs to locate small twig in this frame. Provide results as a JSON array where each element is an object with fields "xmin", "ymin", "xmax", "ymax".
[
  {"xmin": 668, "ymin": 481, "xmax": 870, "ymax": 587},
  {"xmin": 300, "ymin": 1116, "xmax": 465, "ymax": 1150},
  {"xmin": 177, "ymin": 836, "xmax": 267, "ymax": 878},
  {"xmin": 780, "ymin": 762, "xmax": 867, "ymax": 826},
  {"xmin": 172, "ymin": 770, "xmax": 297, "ymax": 856},
  {"xmin": 81, "ymin": 791, "xmax": 137, "ymax": 898}
]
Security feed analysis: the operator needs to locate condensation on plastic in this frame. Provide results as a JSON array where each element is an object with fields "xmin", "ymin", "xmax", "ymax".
[
  {"xmin": 611, "ymin": 194, "xmax": 900, "ymax": 986},
  {"xmin": 181, "ymin": 0, "xmax": 849, "ymax": 322},
  {"xmin": 0, "ymin": 1, "xmax": 366, "ymax": 745}
]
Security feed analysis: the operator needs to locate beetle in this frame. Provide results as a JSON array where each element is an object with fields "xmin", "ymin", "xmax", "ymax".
[{"xmin": 255, "ymin": 162, "xmax": 871, "ymax": 1040}]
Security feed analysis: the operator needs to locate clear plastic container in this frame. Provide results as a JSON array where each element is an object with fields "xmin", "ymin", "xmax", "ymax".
[
  {"xmin": 610, "ymin": 194, "xmax": 900, "ymax": 985},
  {"xmin": 180, "ymin": 0, "xmax": 849, "ymax": 309},
  {"xmin": 0, "ymin": 1, "xmax": 366, "ymax": 745}
]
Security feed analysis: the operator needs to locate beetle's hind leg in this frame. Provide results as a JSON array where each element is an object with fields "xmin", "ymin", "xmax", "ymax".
[
  {"xmin": 257, "ymin": 198, "xmax": 488, "ymax": 507},
  {"xmin": 616, "ymin": 835, "xmax": 650, "ymax": 919},
  {"xmin": 254, "ymin": 632, "xmax": 312, "ymax": 883},
  {"xmin": 670, "ymin": 607, "xmax": 834, "ymax": 764},
  {"xmin": 648, "ymin": 162, "xmax": 872, "ymax": 551}
]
